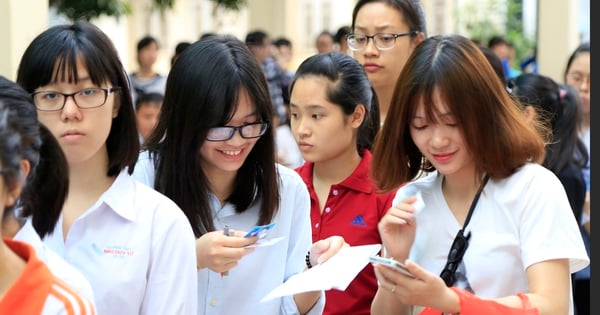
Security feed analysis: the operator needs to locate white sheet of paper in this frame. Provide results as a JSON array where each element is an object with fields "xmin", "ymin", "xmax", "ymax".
[
  {"xmin": 244, "ymin": 236, "xmax": 285, "ymax": 248},
  {"xmin": 260, "ymin": 244, "xmax": 382, "ymax": 302}
]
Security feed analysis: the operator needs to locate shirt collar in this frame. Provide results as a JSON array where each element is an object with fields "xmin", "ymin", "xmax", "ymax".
[
  {"xmin": 98, "ymin": 170, "xmax": 137, "ymax": 221},
  {"xmin": 296, "ymin": 149, "xmax": 374, "ymax": 194}
]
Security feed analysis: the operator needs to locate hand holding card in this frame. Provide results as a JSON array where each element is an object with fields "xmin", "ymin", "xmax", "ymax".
[
  {"xmin": 244, "ymin": 222, "xmax": 276, "ymax": 238},
  {"xmin": 242, "ymin": 223, "xmax": 281, "ymax": 248}
]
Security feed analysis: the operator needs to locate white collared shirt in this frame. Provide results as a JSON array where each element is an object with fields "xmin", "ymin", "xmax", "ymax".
[
  {"xmin": 134, "ymin": 152, "xmax": 325, "ymax": 315},
  {"xmin": 17, "ymin": 170, "xmax": 198, "ymax": 315}
]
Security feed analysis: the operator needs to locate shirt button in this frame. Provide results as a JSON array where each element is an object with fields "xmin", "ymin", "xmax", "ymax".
[
  {"xmin": 315, "ymin": 223, "xmax": 320, "ymax": 228},
  {"xmin": 210, "ymin": 298, "xmax": 218, "ymax": 307},
  {"xmin": 332, "ymin": 190, "xmax": 339, "ymax": 196},
  {"xmin": 325, "ymin": 207, "xmax": 331, "ymax": 213}
]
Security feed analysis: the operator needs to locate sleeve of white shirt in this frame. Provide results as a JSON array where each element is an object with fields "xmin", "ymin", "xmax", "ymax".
[
  {"xmin": 276, "ymin": 166, "xmax": 326, "ymax": 315},
  {"xmin": 138, "ymin": 187, "xmax": 199, "ymax": 315},
  {"xmin": 132, "ymin": 150, "xmax": 156, "ymax": 187},
  {"xmin": 514, "ymin": 164, "xmax": 589, "ymax": 273}
]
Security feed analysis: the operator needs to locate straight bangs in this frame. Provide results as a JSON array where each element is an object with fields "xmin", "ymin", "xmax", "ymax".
[
  {"xmin": 402, "ymin": 62, "xmax": 441, "ymax": 176},
  {"xmin": 18, "ymin": 25, "xmax": 124, "ymax": 92},
  {"xmin": 17, "ymin": 23, "xmax": 139, "ymax": 176},
  {"xmin": 421, "ymin": 39, "xmax": 510, "ymax": 175},
  {"xmin": 51, "ymin": 46, "xmax": 116, "ymax": 89},
  {"xmin": 423, "ymin": 35, "xmax": 546, "ymax": 177}
]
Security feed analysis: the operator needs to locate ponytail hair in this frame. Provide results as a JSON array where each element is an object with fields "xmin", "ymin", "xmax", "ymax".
[
  {"xmin": 359, "ymin": 85, "xmax": 381, "ymax": 151},
  {"xmin": 290, "ymin": 52, "xmax": 380, "ymax": 152}
]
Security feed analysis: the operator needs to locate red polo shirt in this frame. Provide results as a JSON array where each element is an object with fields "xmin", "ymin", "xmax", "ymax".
[{"xmin": 296, "ymin": 150, "xmax": 398, "ymax": 315}]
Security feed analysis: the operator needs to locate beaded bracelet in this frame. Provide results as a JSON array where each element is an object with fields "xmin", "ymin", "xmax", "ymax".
[{"xmin": 305, "ymin": 251, "xmax": 312, "ymax": 269}]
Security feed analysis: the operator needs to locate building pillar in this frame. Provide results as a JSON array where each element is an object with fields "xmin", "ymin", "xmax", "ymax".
[
  {"xmin": 0, "ymin": 0, "xmax": 48, "ymax": 81},
  {"xmin": 537, "ymin": 0, "xmax": 580, "ymax": 82}
]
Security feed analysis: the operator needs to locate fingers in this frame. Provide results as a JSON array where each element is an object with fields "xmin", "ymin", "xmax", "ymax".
[
  {"xmin": 373, "ymin": 262, "xmax": 415, "ymax": 288},
  {"xmin": 386, "ymin": 201, "xmax": 418, "ymax": 224},
  {"xmin": 328, "ymin": 235, "xmax": 348, "ymax": 249},
  {"xmin": 310, "ymin": 236, "xmax": 347, "ymax": 265},
  {"xmin": 215, "ymin": 260, "xmax": 239, "ymax": 274},
  {"xmin": 222, "ymin": 234, "xmax": 258, "ymax": 248},
  {"xmin": 196, "ymin": 231, "xmax": 257, "ymax": 272},
  {"xmin": 403, "ymin": 259, "xmax": 433, "ymax": 281},
  {"xmin": 375, "ymin": 268, "xmax": 398, "ymax": 294}
]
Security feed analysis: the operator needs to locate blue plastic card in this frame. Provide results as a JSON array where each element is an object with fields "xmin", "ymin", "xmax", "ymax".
[{"xmin": 244, "ymin": 222, "xmax": 276, "ymax": 238}]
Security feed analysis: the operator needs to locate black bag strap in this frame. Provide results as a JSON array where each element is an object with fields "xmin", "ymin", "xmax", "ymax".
[{"xmin": 462, "ymin": 174, "xmax": 490, "ymax": 230}]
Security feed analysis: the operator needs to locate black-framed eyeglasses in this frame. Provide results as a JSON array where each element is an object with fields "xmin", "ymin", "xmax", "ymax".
[
  {"xmin": 346, "ymin": 31, "xmax": 418, "ymax": 51},
  {"xmin": 206, "ymin": 122, "xmax": 269, "ymax": 142},
  {"xmin": 31, "ymin": 87, "xmax": 121, "ymax": 112},
  {"xmin": 439, "ymin": 229, "xmax": 471, "ymax": 286}
]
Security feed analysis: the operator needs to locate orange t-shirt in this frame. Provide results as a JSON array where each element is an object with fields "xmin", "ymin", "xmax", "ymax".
[{"xmin": 0, "ymin": 238, "xmax": 96, "ymax": 315}]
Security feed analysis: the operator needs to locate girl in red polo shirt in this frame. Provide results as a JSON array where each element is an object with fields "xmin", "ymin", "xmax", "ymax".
[{"xmin": 289, "ymin": 52, "xmax": 398, "ymax": 315}]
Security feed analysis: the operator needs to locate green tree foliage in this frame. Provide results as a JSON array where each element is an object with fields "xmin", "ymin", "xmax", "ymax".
[
  {"xmin": 50, "ymin": 0, "xmax": 132, "ymax": 21},
  {"xmin": 152, "ymin": 0, "xmax": 175, "ymax": 15},
  {"xmin": 210, "ymin": 0, "xmax": 246, "ymax": 11},
  {"xmin": 51, "ymin": 0, "xmax": 245, "ymax": 21},
  {"xmin": 458, "ymin": 0, "xmax": 535, "ymax": 69}
]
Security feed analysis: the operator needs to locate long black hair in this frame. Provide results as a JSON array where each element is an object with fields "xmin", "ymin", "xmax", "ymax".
[{"xmin": 143, "ymin": 35, "xmax": 279, "ymax": 237}]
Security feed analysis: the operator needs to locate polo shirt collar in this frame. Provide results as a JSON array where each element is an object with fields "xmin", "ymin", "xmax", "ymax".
[{"xmin": 296, "ymin": 149, "xmax": 374, "ymax": 194}]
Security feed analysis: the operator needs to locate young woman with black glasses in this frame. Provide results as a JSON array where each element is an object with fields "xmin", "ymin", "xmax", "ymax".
[
  {"xmin": 133, "ymin": 35, "xmax": 347, "ymax": 315},
  {"xmin": 14, "ymin": 21, "xmax": 198, "ymax": 315},
  {"xmin": 349, "ymin": 0, "xmax": 427, "ymax": 122}
]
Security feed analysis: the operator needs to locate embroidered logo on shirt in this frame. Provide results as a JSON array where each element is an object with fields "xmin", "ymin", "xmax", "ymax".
[
  {"xmin": 351, "ymin": 215, "xmax": 366, "ymax": 226},
  {"xmin": 92, "ymin": 243, "xmax": 135, "ymax": 257}
]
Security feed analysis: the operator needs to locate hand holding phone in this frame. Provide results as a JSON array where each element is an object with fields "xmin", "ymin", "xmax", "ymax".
[{"xmin": 369, "ymin": 255, "xmax": 415, "ymax": 278}]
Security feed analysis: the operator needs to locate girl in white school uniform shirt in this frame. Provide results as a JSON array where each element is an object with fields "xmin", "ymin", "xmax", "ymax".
[
  {"xmin": 134, "ymin": 35, "xmax": 346, "ymax": 315},
  {"xmin": 14, "ymin": 22, "xmax": 198, "ymax": 315}
]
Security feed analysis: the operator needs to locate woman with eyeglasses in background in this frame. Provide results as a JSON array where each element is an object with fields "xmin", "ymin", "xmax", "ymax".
[
  {"xmin": 133, "ymin": 35, "xmax": 346, "ymax": 315},
  {"xmin": 369, "ymin": 34, "xmax": 588, "ymax": 315},
  {"xmin": 14, "ymin": 21, "xmax": 198, "ymax": 315},
  {"xmin": 349, "ymin": 0, "xmax": 427, "ymax": 122},
  {"xmin": 563, "ymin": 41, "xmax": 590, "ymax": 315}
]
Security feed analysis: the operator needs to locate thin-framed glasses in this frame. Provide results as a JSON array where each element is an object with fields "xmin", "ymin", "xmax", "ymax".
[
  {"xmin": 565, "ymin": 72, "xmax": 590, "ymax": 86},
  {"xmin": 439, "ymin": 229, "xmax": 471, "ymax": 286},
  {"xmin": 0, "ymin": 169, "xmax": 15, "ymax": 182},
  {"xmin": 31, "ymin": 87, "xmax": 121, "ymax": 112},
  {"xmin": 206, "ymin": 122, "xmax": 269, "ymax": 142},
  {"xmin": 346, "ymin": 31, "xmax": 418, "ymax": 51}
]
